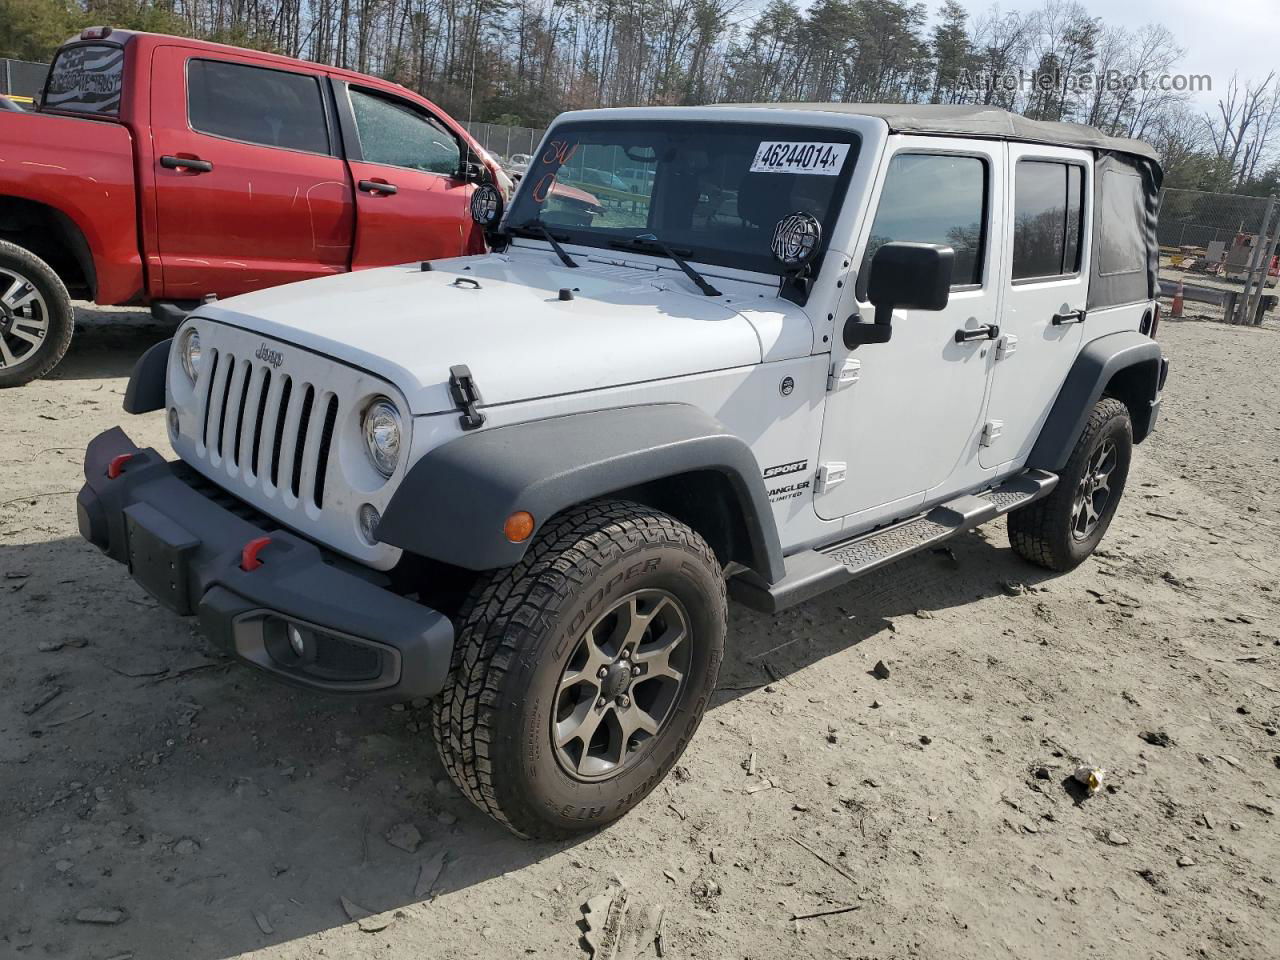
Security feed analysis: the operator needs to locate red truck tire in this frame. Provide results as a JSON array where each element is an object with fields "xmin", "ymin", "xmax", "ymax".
[{"xmin": 0, "ymin": 239, "xmax": 74, "ymax": 388}]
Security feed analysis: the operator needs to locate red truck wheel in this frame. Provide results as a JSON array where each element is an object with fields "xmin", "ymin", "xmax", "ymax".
[{"xmin": 0, "ymin": 239, "xmax": 74, "ymax": 388}]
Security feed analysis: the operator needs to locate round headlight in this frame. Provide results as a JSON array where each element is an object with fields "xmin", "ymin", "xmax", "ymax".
[
  {"xmin": 180, "ymin": 328, "xmax": 202, "ymax": 382},
  {"xmin": 362, "ymin": 398, "xmax": 402, "ymax": 478}
]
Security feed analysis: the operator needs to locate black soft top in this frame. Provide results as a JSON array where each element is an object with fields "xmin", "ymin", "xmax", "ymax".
[
  {"xmin": 715, "ymin": 101, "xmax": 1161, "ymax": 310},
  {"xmin": 716, "ymin": 102, "xmax": 1160, "ymax": 169}
]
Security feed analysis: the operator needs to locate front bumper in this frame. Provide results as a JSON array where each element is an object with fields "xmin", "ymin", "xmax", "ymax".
[{"xmin": 77, "ymin": 427, "xmax": 454, "ymax": 699}]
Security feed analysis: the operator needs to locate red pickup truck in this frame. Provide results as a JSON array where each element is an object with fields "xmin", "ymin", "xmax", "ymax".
[{"xmin": 0, "ymin": 28, "xmax": 501, "ymax": 387}]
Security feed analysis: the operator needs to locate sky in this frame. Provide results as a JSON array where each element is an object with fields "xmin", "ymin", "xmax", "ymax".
[{"xmin": 919, "ymin": 0, "xmax": 1279, "ymax": 109}]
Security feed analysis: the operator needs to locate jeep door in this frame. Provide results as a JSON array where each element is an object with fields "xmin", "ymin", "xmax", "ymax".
[
  {"xmin": 336, "ymin": 83, "xmax": 481, "ymax": 266},
  {"xmin": 815, "ymin": 138, "xmax": 1005, "ymax": 525},
  {"xmin": 978, "ymin": 144, "xmax": 1091, "ymax": 468}
]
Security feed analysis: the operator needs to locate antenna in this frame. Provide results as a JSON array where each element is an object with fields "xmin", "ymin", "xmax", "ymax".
[{"xmin": 467, "ymin": 39, "xmax": 477, "ymax": 135}]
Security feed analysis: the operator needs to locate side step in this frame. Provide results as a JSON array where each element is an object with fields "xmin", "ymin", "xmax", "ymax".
[{"xmin": 730, "ymin": 469, "xmax": 1058, "ymax": 613}]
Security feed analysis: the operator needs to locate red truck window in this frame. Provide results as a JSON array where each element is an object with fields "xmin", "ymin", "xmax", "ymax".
[
  {"xmin": 348, "ymin": 88, "xmax": 460, "ymax": 176},
  {"xmin": 187, "ymin": 59, "xmax": 330, "ymax": 155},
  {"xmin": 44, "ymin": 43, "xmax": 124, "ymax": 115}
]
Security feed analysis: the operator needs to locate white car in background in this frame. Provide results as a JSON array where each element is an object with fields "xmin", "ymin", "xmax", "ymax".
[{"xmin": 507, "ymin": 152, "xmax": 533, "ymax": 180}]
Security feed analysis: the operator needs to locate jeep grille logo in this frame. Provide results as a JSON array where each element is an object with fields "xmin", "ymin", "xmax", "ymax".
[{"xmin": 254, "ymin": 343, "xmax": 285, "ymax": 368}]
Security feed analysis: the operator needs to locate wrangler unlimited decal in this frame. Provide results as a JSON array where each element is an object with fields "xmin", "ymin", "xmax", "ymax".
[{"xmin": 768, "ymin": 479, "xmax": 811, "ymax": 503}]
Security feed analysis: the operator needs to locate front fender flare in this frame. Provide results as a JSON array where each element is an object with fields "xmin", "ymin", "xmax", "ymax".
[
  {"xmin": 1028, "ymin": 330, "xmax": 1163, "ymax": 471},
  {"xmin": 123, "ymin": 338, "xmax": 172, "ymax": 414},
  {"xmin": 377, "ymin": 403, "xmax": 785, "ymax": 581}
]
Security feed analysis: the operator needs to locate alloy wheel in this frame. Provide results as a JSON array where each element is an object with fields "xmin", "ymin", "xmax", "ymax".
[
  {"xmin": 1071, "ymin": 438, "xmax": 1117, "ymax": 541},
  {"xmin": 552, "ymin": 589, "xmax": 691, "ymax": 782},
  {"xmin": 0, "ymin": 267, "xmax": 50, "ymax": 372}
]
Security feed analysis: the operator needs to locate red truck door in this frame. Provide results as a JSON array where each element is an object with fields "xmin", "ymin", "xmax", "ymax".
[
  {"xmin": 148, "ymin": 47, "xmax": 354, "ymax": 299},
  {"xmin": 334, "ymin": 82, "xmax": 477, "ymax": 266}
]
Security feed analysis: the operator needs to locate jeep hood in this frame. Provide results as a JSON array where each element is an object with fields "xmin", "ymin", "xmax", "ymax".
[{"xmin": 198, "ymin": 252, "xmax": 778, "ymax": 415}]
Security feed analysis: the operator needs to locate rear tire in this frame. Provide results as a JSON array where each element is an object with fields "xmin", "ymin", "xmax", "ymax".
[
  {"xmin": 431, "ymin": 499, "xmax": 727, "ymax": 838},
  {"xmin": 0, "ymin": 239, "xmax": 74, "ymax": 388},
  {"xmin": 1008, "ymin": 397, "xmax": 1132, "ymax": 571}
]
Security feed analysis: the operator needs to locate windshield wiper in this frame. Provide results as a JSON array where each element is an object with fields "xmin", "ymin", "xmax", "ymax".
[
  {"xmin": 507, "ymin": 220, "xmax": 578, "ymax": 268},
  {"xmin": 609, "ymin": 234, "xmax": 721, "ymax": 297}
]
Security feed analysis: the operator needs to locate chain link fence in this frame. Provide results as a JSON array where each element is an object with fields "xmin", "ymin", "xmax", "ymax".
[
  {"xmin": 0, "ymin": 58, "xmax": 49, "ymax": 103},
  {"xmin": 459, "ymin": 121, "xmax": 548, "ymax": 162},
  {"xmin": 1159, "ymin": 188, "xmax": 1272, "ymax": 250},
  {"xmin": 1158, "ymin": 187, "xmax": 1279, "ymax": 326}
]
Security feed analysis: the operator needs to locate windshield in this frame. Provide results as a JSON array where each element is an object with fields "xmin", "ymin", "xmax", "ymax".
[{"xmin": 506, "ymin": 120, "xmax": 860, "ymax": 276}]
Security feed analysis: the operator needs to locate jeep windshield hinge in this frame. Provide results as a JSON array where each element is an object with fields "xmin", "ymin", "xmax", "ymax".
[
  {"xmin": 828, "ymin": 357, "xmax": 861, "ymax": 391},
  {"xmin": 448, "ymin": 364, "xmax": 486, "ymax": 431}
]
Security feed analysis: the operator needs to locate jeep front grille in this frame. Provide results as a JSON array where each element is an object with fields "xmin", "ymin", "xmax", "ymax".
[
  {"xmin": 199, "ymin": 348, "xmax": 338, "ymax": 509},
  {"xmin": 171, "ymin": 317, "xmax": 410, "ymax": 571}
]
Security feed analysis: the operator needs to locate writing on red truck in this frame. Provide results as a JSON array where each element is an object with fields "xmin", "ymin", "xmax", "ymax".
[{"xmin": 0, "ymin": 26, "xmax": 506, "ymax": 388}]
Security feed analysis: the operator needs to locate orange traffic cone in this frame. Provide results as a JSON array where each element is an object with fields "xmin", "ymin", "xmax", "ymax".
[{"xmin": 1171, "ymin": 280, "xmax": 1184, "ymax": 319}]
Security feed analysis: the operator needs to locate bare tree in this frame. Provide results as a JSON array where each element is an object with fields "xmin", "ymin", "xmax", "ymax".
[{"xmin": 1205, "ymin": 71, "xmax": 1278, "ymax": 187}]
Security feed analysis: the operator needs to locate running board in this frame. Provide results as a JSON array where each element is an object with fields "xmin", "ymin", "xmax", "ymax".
[{"xmin": 730, "ymin": 469, "xmax": 1058, "ymax": 613}]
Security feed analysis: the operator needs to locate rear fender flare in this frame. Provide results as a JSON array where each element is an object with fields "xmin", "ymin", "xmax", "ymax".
[{"xmin": 1028, "ymin": 330, "xmax": 1163, "ymax": 471}]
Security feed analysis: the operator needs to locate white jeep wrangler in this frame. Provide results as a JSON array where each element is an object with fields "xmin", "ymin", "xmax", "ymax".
[{"xmin": 79, "ymin": 103, "xmax": 1168, "ymax": 838}]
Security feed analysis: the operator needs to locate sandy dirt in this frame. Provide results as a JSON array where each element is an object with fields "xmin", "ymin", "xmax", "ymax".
[{"xmin": 2, "ymin": 306, "xmax": 1278, "ymax": 960}]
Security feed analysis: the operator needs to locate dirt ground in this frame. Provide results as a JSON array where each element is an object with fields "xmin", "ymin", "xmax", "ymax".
[{"xmin": 2, "ymin": 305, "xmax": 1278, "ymax": 960}]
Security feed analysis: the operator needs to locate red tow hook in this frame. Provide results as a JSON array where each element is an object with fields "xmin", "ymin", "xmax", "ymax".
[
  {"xmin": 106, "ymin": 453, "xmax": 134, "ymax": 479},
  {"xmin": 240, "ymin": 536, "xmax": 273, "ymax": 571}
]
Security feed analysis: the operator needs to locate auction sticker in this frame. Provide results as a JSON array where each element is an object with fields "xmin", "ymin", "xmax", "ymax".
[{"xmin": 750, "ymin": 141, "xmax": 849, "ymax": 176}]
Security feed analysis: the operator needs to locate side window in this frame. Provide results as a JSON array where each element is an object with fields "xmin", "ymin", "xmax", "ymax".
[
  {"xmin": 1012, "ymin": 160, "xmax": 1085, "ymax": 280},
  {"xmin": 1096, "ymin": 169, "xmax": 1146, "ymax": 276},
  {"xmin": 187, "ymin": 59, "xmax": 330, "ymax": 154},
  {"xmin": 863, "ymin": 153, "xmax": 987, "ymax": 288},
  {"xmin": 348, "ymin": 88, "xmax": 460, "ymax": 176}
]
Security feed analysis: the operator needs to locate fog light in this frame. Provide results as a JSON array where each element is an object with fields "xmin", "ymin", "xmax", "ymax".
[
  {"xmin": 287, "ymin": 624, "xmax": 307, "ymax": 657},
  {"xmin": 168, "ymin": 407, "xmax": 180, "ymax": 438},
  {"xmin": 358, "ymin": 503, "xmax": 381, "ymax": 544}
]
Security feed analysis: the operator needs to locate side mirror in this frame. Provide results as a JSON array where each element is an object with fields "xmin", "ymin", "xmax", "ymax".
[
  {"xmin": 460, "ymin": 159, "xmax": 488, "ymax": 184},
  {"xmin": 867, "ymin": 242, "xmax": 953, "ymax": 317},
  {"xmin": 845, "ymin": 242, "xmax": 954, "ymax": 348}
]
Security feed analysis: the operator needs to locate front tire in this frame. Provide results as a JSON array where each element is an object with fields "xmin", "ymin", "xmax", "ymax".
[
  {"xmin": 0, "ymin": 239, "xmax": 74, "ymax": 388},
  {"xmin": 1008, "ymin": 397, "xmax": 1132, "ymax": 571},
  {"xmin": 431, "ymin": 499, "xmax": 727, "ymax": 838}
]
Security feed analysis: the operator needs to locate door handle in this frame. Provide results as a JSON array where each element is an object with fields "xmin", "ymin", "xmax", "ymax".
[
  {"xmin": 358, "ymin": 179, "xmax": 398, "ymax": 195},
  {"xmin": 160, "ymin": 155, "xmax": 213, "ymax": 173},
  {"xmin": 954, "ymin": 323, "xmax": 999, "ymax": 343},
  {"xmin": 1052, "ymin": 309, "xmax": 1087, "ymax": 326}
]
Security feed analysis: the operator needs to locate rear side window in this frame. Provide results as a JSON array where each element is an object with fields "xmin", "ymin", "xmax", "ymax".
[
  {"xmin": 45, "ymin": 44, "xmax": 124, "ymax": 115},
  {"xmin": 348, "ymin": 88, "xmax": 460, "ymax": 176},
  {"xmin": 863, "ymin": 153, "xmax": 987, "ymax": 287},
  {"xmin": 1096, "ymin": 169, "xmax": 1147, "ymax": 276},
  {"xmin": 1012, "ymin": 161, "xmax": 1085, "ymax": 280},
  {"xmin": 187, "ymin": 59, "xmax": 330, "ymax": 155}
]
